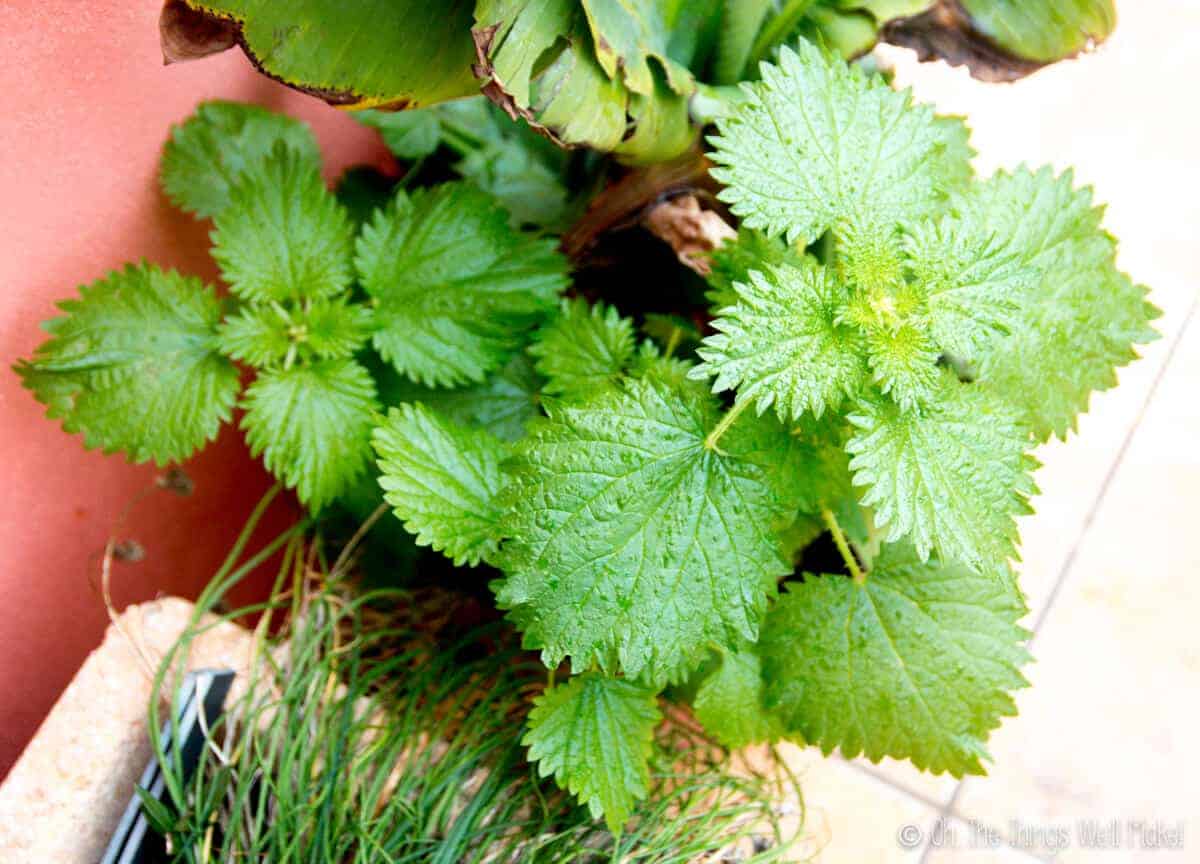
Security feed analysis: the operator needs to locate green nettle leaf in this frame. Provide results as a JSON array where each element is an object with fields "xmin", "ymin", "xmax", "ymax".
[
  {"xmin": 495, "ymin": 374, "xmax": 795, "ymax": 686},
  {"xmin": 217, "ymin": 297, "xmax": 372, "ymax": 368},
  {"xmin": 931, "ymin": 114, "xmax": 976, "ymax": 193},
  {"xmin": 785, "ymin": 413, "xmax": 858, "ymax": 516},
  {"xmin": 15, "ymin": 264, "xmax": 239, "ymax": 465},
  {"xmin": 964, "ymin": 168, "xmax": 1159, "ymax": 441},
  {"xmin": 705, "ymin": 227, "xmax": 812, "ymax": 309},
  {"xmin": 530, "ymin": 299, "xmax": 636, "ymax": 398},
  {"xmin": 709, "ymin": 40, "xmax": 956, "ymax": 244},
  {"xmin": 379, "ymin": 353, "xmax": 545, "ymax": 443},
  {"xmin": 211, "ymin": 147, "xmax": 356, "ymax": 303},
  {"xmin": 241, "ymin": 359, "xmax": 379, "ymax": 510},
  {"xmin": 691, "ymin": 261, "xmax": 867, "ymax": 422},
  {"xmin": 523, "ymin": 672, "xmax": 660, "ymax": 832},
  {"xmin": 906, "ymin": 209, "xmax": 1037, "ymax": 362},
  {"xmin": 693, "ymin": 647, "xmax": 783, "ymax": 749},
  {"xmin": 299, "ymin": 297, "xmax": 374, "ymax": 361},
  {"xmin": 846, "ymin": 377, "xmax": 1037, "ymax": 572},
  {"xmin": 160, "ymin": 101, "xmax": 320, "ymax": 219},
  {"xmin": 216, "ymin": 304, "xmax": 292, "ymax": 368},
  {"xmin": 171, "ymin": 0, "xmax": 479, "ymax": 108},
  {"xmin": 372, "ymin": 404, "xmax": 508, "ymax": 566},
  {"xmin": 761, "ymin": 544, "xmax": 1031, "ymax": 776},
  {"xmin": 863, "ymin": 324, "xmax": 941, "ymax": 412},
  {"xmin": 354, "ymin": 182, "xmax": 568, "ymax": 387}
]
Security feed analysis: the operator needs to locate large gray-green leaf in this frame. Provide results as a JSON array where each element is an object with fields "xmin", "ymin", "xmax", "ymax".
[
  {"xmin": 881, "ymin": 0, "xmax": 1116, "ymax": 82},
  {"xmin": 960, "ymin": 0, "xmax": 1114, "ymax": 63},
  {"xmin": 169, "ymin": 0, "xmax": 478, "ymax": 108},
  {"xmin": 472, "ymin": 0, "xmax": 706, "ymax": 162}
]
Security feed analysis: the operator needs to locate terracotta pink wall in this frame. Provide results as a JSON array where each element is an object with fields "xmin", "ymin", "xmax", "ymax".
[{"xmin": 0, "ymin": 2, "xmax": 392, "ymax": 775}]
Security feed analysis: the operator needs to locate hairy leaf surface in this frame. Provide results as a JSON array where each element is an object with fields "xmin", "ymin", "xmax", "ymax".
[
  {"xmin": 966, "ymin": 168, "xmax": 1159, "ymax": 440},
  {"xmin": 211, "ymin": 147, "xmax": 355, "ymax": 303},
  {"xmin": 355, "ymin": 183, "xmax": 568, "ymax": 386},
  {"xmin": 241, "ymin": 359, "xmax": 378, "ymax": 509},
  {"xmin": 523, "ymin": 672, "xmax": 660, "ymax": 832},
  {"xmin": 847, "ymin": 377, "xmax": 1036, "ymax": 571},
  {"xmin": 761, "ymin": 544, "xmax": 1030, "ymax": 775},
  {"xmin": 379, "ymin": 354, "xmax": 544, "ymax": 443},
  {"xmin": 16, "ymin": 264, "xmax": 239, "ymax": 464},
  {"xmin": 373, "ymin": 404, "xmax": 508, "ymax": 566},
  {"xmin": 161, "ymin": 101, "xmax": 320, "ymax": 219},
  {"xmin": 710, "ymin": 41, "xmax": 952, "ymax": 244},
  {"xmin": 692, "ymin": 261, "xmax": 866, "ymax": 422},
  {"xmin": 218, "ymin": 297, "xmax": 371, "ymax": 368},
  {"xmin": 693, "ymin": 647, "xmax": 783, "ymax": 748},
  {"xmin": 496, "ymin": 374, "xmax": 796, "ymax": 685},
  {"xmin": 530, "ymin": 299, "xmax": 636, "ymax": 399}
]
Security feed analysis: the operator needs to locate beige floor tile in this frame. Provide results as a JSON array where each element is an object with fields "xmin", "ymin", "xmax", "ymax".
[
  {"xmin": 778, "ymin": 744, "xmax": 935, "ymax": 863},
  {"xmin": 844, "ymin": 755, "xmax": 960, "ymax": 810},
  {"xmin": 950, "ymin": 312, "xmax": 1200, "ymax": 862},
  {"xmin": 879, "ymin": 0, "xmax": 1200, "ymax": 624}
]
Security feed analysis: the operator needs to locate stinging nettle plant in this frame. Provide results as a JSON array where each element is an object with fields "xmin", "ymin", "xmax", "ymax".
[{"xmin": 17, "ymin": 41, "xmax": 1156, "ymax": 835}]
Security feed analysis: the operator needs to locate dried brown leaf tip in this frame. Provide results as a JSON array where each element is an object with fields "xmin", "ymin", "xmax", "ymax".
[
  {"xmin": 159, "ymin": 0, "xmax": 238, "ymax": 65},
  {"xmin": 880, "ymin": 0, "xmax": 1110, "ymax": 83},
  {"xmin": 642, "ymin": 195, "xmax": 736, "ymax": 276}
]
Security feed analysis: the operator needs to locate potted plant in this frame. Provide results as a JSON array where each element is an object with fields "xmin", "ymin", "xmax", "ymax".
[{"xmin": 14, "ymin": 0, "xmax": 1154, "ymax": 853}]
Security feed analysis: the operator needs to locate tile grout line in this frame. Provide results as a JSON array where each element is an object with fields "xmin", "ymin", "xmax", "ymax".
[
  {"xmin": 917, "ymin": 292, "xmax": 1199, "ymax": 864},
  {"xmin": 837, "ymin": 757, "xmax": 950, "ymax": 812},
  {"xmin": 1028, "ymin": 293, "xmax": 1198, "ymax": 642}
]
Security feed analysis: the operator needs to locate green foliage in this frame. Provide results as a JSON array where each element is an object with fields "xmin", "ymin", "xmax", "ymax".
[
  {"xmin": 965, "ymin": 168, "xmax": 1160, "ymax": 441},
  {"xmin": 169, "ymin": 0, "xmax": 480, "ymax": 108},
  {"xmin": 959, "ymin": 0, "xmax": 1115, "ymax": 63},
  {"xmin": 761, "ymin": 544, "xmax": 1031, "ymax": 775},
  {"xmin": 495, "ymin": 372, "xmax": 798, "ymax": 686},
  {"xmin": 161, "ymin": 101, "xmax": 320, "ymax": 219},
  {"xmin": 170, "ymin": 0, "xmax": 1115, "ymax": 162},
  {"xmin": 529, "ymin": 298, "xmax": 637, "ymax": 398},
  {"xmin": 372, "ymin": 403, "xmax": 508, "ymax": 566},
  {"xmin": 378, "ymin": 353, "xmax": 544, "ymax": 443},
  {"xmin": 217, "ymin": 296, "xmax": 372, "ymax": 367},
  {"xmin": 693, "ymin": 646, "xmax": 784, "ymax": 748},
  {"xmin": 524, "ymin": 672, "xmax": 661, "ymax": 832},
  {"xmin": 692, "ymin": 260, "xmax": 867, "ymax": 421},
  {"xmin": 150, "ymin": 570, "xmax": 797, "ymax": 860},
  {"xmin": 242, "ymin": 360, "xmax": 379, "ymax": 510},
  {"xmin": 710, "ymin": 40, "xmax": 955, "ymax": 245},
  {"xmin": 693, "ymin": 43, "xmax": 1155, "ymax": 575},
  {"xmin": 473, "ymin": 0, "xmax": 707, "ymax": 162},
  {"xmin": 358, "ymin": 97, "xmax": 574, "ymax": 228},
  {"xmin": 15, "ymin": 263, "xmax": 239, "ymax": 465},
  {"xmin": 846, "ymin": 378, "xmax": 1037, "ymax": 571},
  {"xmin": 354, "ymin": 182, "xmax": 569, "ymax": 386},
  {"xmin": 211, "ymin": 146, "xmax": 356, "ymax": 303},
  {"xmin": 18, "ymin": 24, "xmax": 1152, "ymax": 837}
]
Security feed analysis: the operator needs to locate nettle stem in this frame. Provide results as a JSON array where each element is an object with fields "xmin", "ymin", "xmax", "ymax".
[
  {"xmin": 663, "ymin": 326, "xmax": 682, "ymax": 360},
  {"xmin": 704, "ymin": 398, "xmax": 751, "ymax": 453},
  {"xmin": 822, "ymin": 507, "xmax": 865, "ymax": 584}
]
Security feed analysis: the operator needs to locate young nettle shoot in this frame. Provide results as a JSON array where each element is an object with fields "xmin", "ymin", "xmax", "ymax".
[{"xmin": 16, "ymin": 42, "xmax": 1156, "ymax": 833}]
